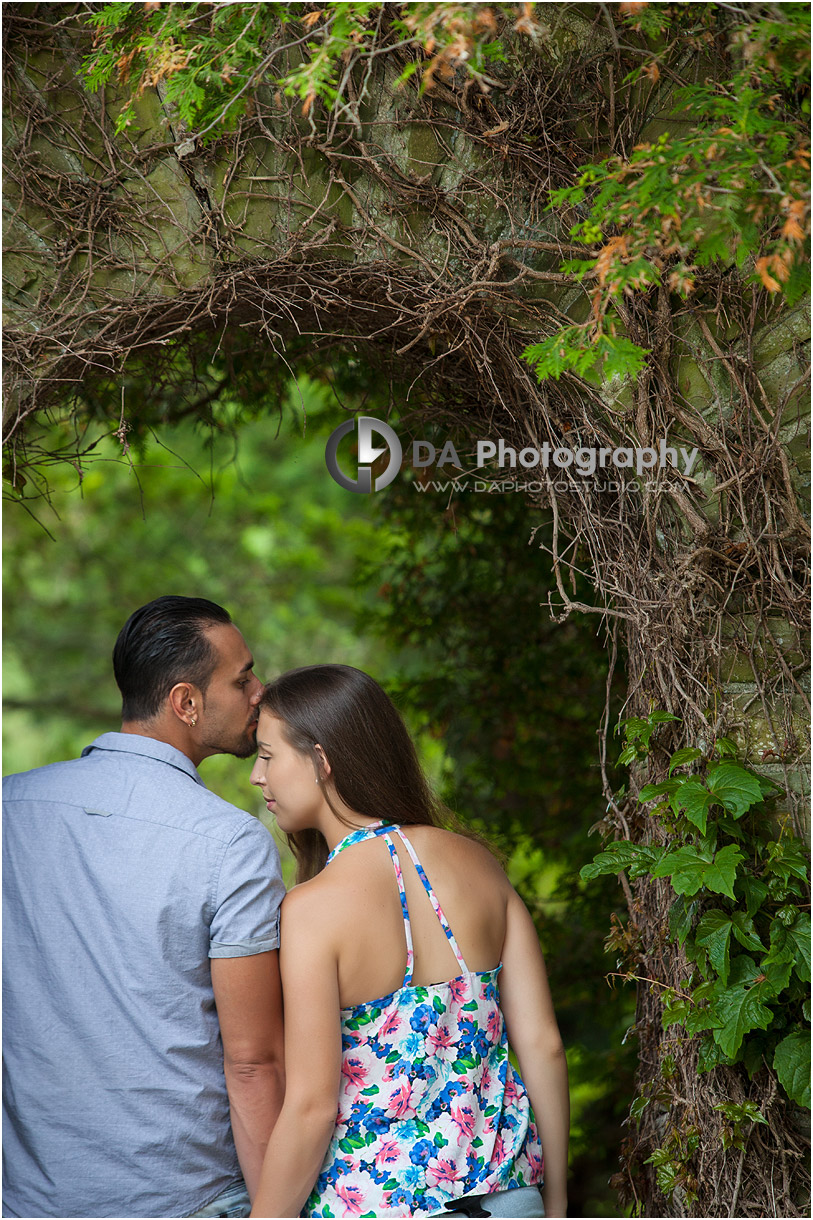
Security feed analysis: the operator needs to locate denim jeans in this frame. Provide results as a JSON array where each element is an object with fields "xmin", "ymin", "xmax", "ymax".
[
  {"xmin": 432, "ymin": 1184, "xmax": 545, "ymax": 1217},
  {"xmin": 188, "ymin": 1182, "xmax": 251, "ymax": 1217}
]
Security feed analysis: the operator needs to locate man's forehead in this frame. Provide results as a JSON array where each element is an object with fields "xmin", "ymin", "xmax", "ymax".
[{"xmin": 205, "ymin": 622, "xmax": 253, "ymax": 669}]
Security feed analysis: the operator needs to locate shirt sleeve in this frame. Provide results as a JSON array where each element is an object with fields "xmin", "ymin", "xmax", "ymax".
[{"xmin": 209, "ymin": 818, "xmax": 286, "ymax": 958}]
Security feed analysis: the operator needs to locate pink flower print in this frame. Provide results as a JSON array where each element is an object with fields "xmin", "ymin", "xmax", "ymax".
[
  {"xmin": 480, "ymin": 1065, "xmax": 493, "ymax": 1094},
  {"xmin": 503, "ymin": 1076, "xmax": 520, "ymax": 1107},
  {"xmin": 385, "ymin": 1076, "xmax": 422, "ymax": 1118},
  {"xmin": 490, "ymin": 1132, "xmax": 508, "ymax": 1168},
  {"xmin": 427, "ymin": 1022, "xmax": 456, "ymax": 1059},
  {"xmin": 426, "ymin": 1155, "xmax": 466, "ymax": 1189},
  {"xmin": 379, "ymin": 1008, "xmax": 402, "ymax": 1040},
  {"xmin": 526, "ymin": 1149, "xmax": 544, "ymax": 1179},
  {"xmin": 486, "ymin": 1008, "xmax": 502, "ymax": 1043},
  {"xmin": 451, "ymin": 1102, "xmax": 476, "ymax": 1145},
  {"xmin": 341, "ymin": 1055, "xmax": 368, "ymax": 1090},
  {"xmin": 335, "ymin": 1181, "xmax": 365, "ymax": 1216},
  {"xmin": 374, "ymin": 1139, "xmax": 402, "ymax": 1170},
  {"xmin": 448, "ymin": 977, "xmax": 470, "ymax": 1004}
]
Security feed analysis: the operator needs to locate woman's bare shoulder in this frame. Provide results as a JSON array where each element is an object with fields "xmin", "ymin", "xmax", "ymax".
[
  {"xmin": 401, "ymin": 824, "xmax": 510, "ymax": 884},
  {"xmin": 282, "ymin": 869, "xmax": 343, "ymax": 926}
]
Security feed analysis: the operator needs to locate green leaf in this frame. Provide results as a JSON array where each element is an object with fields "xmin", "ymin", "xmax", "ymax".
[
  {"xmin": 695, "ymin": 910, "xmax": 733, "ymax": 983},
  {"xmin": 759, "ymin": 944, "xmax": 793, "ymax": 997},
  {"xmin": 737, "ymin": 874, "xmax": 769, "ymax": 918},
  {"xmin": 766, "ymin": 839, "xmax": 809, "ymax": 883},
  {"xmin": 580, "ymin": 842, "xmax": 659, "ymax": 882},
  {"xmin": 697, "ymin": 1035, "xmax": 733, "ymax": 1073},
  {"xmin": 706, "ymin": 763, "xmax": 764, "ymax": 817},
  {"xmin": 773, "ymin": 1031, "xmax": 811, "ymax": 1108},
  {"xmin": 770, "ymin": 913, "xmax": 811, "ymax": 983},
  {"xmin": 648, "ymin": 711, "xmax": 681, "ymax": 724},
  {"xmin": 710, "ymin": 956, "xmax": 774, "ymax": 1058},
  {"xmin": 668, "ymin": 747, "xmax": 702, "ymax": 774},
  {"xmin": 742, "ymin": 1035, "xmax": 768, "ymax": 1079},
  {"xmin": 652, "ymin": 843, "xmax": 744, "ymax": 899},
  {"xmin": 639, "ymin": 780, "xmax": 680, "ymax": 801},
  {"xmin": 730, "ymin": 911, "xmax": 765, "ymax": 953},
  {"xmin": 713, "ymin": 737, "xmax": 739, "ymax": 758},
  {"xmin": 670, "ymin": 779, "xmax": 713, "ymax": 833},
  {"xmin": 668, "ymin": 894, "xmax": 699, "ymax": 946}
]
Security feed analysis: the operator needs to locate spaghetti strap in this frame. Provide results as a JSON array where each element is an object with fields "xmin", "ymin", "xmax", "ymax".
[
  {"xmin": 381, "ymin": 834, "xmax": 415, "ymax": 987},
  {"xmin": 392, "ymin": 829, "xmax": 470, "ymax": 975},
  {"xmin": 325, "ymin": 820, "xmax": 468, "ymax": 982}
]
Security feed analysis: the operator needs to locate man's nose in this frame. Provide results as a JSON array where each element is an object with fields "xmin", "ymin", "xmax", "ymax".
[{"xmin": 249, "ymin": 678, "xmax": 264, "ymax": 704}]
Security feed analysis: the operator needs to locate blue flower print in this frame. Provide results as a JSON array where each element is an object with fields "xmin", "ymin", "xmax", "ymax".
[
  {"xmin": 363, "ymin": 1106, "xmax": 392, "ymax": 1134},
  {"xmin": 473, "ymin": 1030, "xmax": 492, "ymax": 1059},
  {"xmin": 388, "ymin": 1187, "xmax": 414, "ymax": 1209},
  {"xmin": 410, "ymin": 1004, "xmax": 435, "ymax": 1034},
  {"xmin": 409, "ymin": 1138, "xmax": 435, "ymax": 1166},
  {"xmin": 302, "ymin": 830, "xmax": 545, "ymax": 1218},
  {"xmin": 403, "ymin": 1031, "xmax": 424, "ymax": 1057}
]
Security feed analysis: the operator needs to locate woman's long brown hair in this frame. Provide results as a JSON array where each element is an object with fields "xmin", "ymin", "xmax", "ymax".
[{"xmin": 259, "ymin": 665, "xmax": 453, "ymax": 884}]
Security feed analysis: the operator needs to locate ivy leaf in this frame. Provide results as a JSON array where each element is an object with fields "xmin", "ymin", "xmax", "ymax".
[
  {"xmin": 766, "ymin": 839, "xmax": 809, "ymax": 883},
  {"xmin": 580, "ymin": 842, "xmax": 659, "ymax": 881},
  {"xmin": 668, "ymin": 894, "xmax": 700, "ymax": 946},
  {"xmin": 773, "ymin": 1031, "xmax": 811, "ymax": 1108},
  {"xmin": 710, "ymin": 955, "xmax": 774, "ymax": 1058},
  {"xmin": 639, "ymin": 780, "xmax": 680, "ymax": 801},
  {"xmin": 730, "ymin": 911, "xmax": 765, "ymax": 953},
  {"xmin": 770, "ymin": 912, "xmax": 811, "ymax": 983},
  {"xmin": 652, "ymin": 843, "xmax": 743, "ymax": 899},
  {"xmin": 695, "ymin": 910, "xmax": 733, "ymax": 983},
  {"xmin": 736, "ymin": 874, "xmax": 769, "ymax": 918},
  {"xmin": 670, "ymin": 779, "xmax": 713, "ymax": 833},
  {"xmin": 759, "ymin": 943, "xmax": 793, "ymax": 997},
  {"xmin": 668, "ymin": 747, "xmax": 703, "ymax": 774},
  {"xmin": 741, "ymin": 1035, "xmax": 768, "ymax": 1079},
  {"xmin": 697, "ymin": 1035, "xmax": 732, "ymax": 1073},
  {"xmin": 713, "ymin": 736, "xmax": 738, "ymax": 758},
  {"xmin": 648, "ymin": 711, "xmax": 681, "ymax": 724},
  {"xmin": 706, "ymin": 763, "xmax": 764, "ymax": 817}
]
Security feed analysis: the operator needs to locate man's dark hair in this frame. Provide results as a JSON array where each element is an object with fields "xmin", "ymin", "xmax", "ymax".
[{"xmin": 113, "ymin": 596, "xmax": 232, "ymax": 722}]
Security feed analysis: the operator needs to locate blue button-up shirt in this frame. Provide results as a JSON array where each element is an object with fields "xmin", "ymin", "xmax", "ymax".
[{"xmin": 3, "ymin": 732, "xmax": 285, "ymax": 1218}]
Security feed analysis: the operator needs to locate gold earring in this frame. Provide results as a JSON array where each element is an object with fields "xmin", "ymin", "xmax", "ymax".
[{"xmin": 190, "ymin": 717, "xmax": 197, "ymax": 727}]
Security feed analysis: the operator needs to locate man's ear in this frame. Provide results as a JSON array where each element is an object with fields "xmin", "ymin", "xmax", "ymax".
[
  {"xmin": 314, "ymin": 744, "xmax": 331, "ymax": 782},
  {"xmin": 168, "ymin": 682, "xmax": 199, "ymax": 726}
]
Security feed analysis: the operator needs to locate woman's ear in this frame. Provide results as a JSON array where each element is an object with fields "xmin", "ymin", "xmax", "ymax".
[{"xmin": 314, "ymin": 744, "xmax": 331, "ymax": 782}]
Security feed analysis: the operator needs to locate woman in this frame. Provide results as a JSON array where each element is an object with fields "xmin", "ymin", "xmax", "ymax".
[{"xmin": 248, "ymin": 665, "xmax": 569, "ymax": 1219}]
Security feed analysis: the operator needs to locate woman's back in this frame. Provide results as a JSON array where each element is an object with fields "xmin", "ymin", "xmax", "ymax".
[
  {"xmin": 305, "ymin": 824, "xmax": 511, "ymax": 1008},
  {"xmin": 296, "ymin": 822, "xmax": 544, "ymax": 1218}
]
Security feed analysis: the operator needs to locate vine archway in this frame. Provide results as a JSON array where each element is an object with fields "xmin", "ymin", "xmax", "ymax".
[{"xmin": 4, "ymin": 4, "xmax": 809, "ymax": 1215}]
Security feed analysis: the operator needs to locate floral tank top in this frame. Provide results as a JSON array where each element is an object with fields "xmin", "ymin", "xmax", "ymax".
[{"xmin": 302, "ymin": 822, "xmax": 544, "ymax": 1218}]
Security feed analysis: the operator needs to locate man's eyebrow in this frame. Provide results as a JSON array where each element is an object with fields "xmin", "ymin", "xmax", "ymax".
[{"xmin": 240, "ymin": 658, "xmax": 255, "ymax": 674}]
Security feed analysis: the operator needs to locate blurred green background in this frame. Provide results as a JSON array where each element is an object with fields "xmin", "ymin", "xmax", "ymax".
[{"xmin": 4, "ymin": 369, "xmax": 634, "ymax": 1216}]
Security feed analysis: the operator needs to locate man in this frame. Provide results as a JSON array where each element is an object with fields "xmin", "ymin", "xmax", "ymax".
[{"xmin": 3, "ymin": 596, "xmax": 286, "ymax": 1218}]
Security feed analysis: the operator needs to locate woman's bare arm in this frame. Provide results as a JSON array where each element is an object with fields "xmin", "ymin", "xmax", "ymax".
[
  {"xmin": 499, "ymin": 886, "xmax": 570, "ymax": 1218},
  {"xmin": 249, "ymin": 887, "xmax": 342, "ymax": 1218}
]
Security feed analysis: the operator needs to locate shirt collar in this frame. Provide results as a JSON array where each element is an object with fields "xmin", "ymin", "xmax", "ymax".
[{"xmin": 81, "ymin": 732, "xmax": 207, "ymax": 787}]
